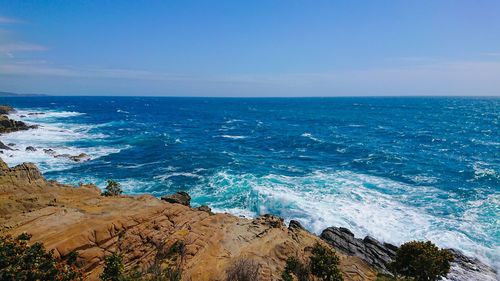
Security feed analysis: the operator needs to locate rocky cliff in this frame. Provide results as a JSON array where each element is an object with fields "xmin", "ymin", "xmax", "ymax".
[
  {"xmin": 0, "ymin": 157, "xmax": 496, "ymax": 281},
  {"xmin": 0, "ymin": 158, "xmax": 376, "ymax": 281}
]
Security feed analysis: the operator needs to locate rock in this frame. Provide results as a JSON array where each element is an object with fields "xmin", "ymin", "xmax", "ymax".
[
  {"xmin": 7, "ymin": 143, "xmax": 15, "ymax": 147},
  {"xmin": 0, "ymin": 141, "xmax": 12, "ymax": 150},
  {"xmin": 321, "ymin": 227, "xmax": 498, "ymax": 280},
  {"xmin": 288, "ymin": 220, "xmax": 305, "ymax": 230},
  {"xmin": 161, "ymin": 190, "xmax": 191, "ymax": 206},
  {"xmin": 0, "ymin": 158, "xmax": 377, "ymax": 281},
  {"xmin": 445, "ymin": 249, "xmax": 497, "ymax": 281},
  {"xmin": 25, "ymin": 146, "xmax": 37, "ymax": 152},
  {"xmin": 69, "ymin": 153, "xmax": 91, "ymax": 162},
  {"xmin": 320, "ymin": 226, "xmax": 396, "ymax": 273},
  {"xmin": 0, "ymin": 114, "xmax": 37, "ymax": 134},
  {"xmin": 43, "ymin": 149, "xmax": 56, "ymax": 156},
  {"xmin": 54, "ymin": 154, "xmax": 71, "ymax": 159},
  {"xmin": 195, "ymin": 204, "xmax": 212, "ymax": 214},
  {"xmin": 27, "ymin": 112, "xmax": 45, "ymax": 116},
  {"xmin": 0, "ymin": 105, "xmax": 15, "ymax": 115}
]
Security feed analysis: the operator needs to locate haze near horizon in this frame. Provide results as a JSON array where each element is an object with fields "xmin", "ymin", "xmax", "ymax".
[{"xmin": 1, "ymin": 1, "xmax": 499, "ymax": 96}]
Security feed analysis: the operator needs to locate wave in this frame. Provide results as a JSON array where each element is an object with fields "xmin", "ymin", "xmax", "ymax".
[
  {"xmin": 219, "ymin": 135, "xmax": 248, "ymax": 139},
  {"xmin": 1, "ymin": 108, "xmax": 128, "ymax": 173},
  {"xmin": 190, "ymin": 170, "xmax": 499, "ymax": 270}
]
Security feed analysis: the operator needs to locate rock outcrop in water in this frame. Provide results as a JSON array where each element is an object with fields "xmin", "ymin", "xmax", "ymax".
[
  {"xmin": 0, "ymin": 157, "xmax": 376, "ymax": 281},
  {"xmin": 0, "ymin": 114, "xmax": 36, "ymax": 134},
  {"xmin": 320, "ymin": 226, "xmax": 497, "ymax": 281}
]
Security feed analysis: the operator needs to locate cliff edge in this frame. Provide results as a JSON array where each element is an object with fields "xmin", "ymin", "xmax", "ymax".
[{"xmin": 0, "ymin": 158, "xmax": 376, "ymax": 281}]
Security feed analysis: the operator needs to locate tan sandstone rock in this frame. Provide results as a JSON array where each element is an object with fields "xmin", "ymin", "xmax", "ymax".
[{"xmin": 0, "ymin": 157, "xmax": 376, "ymax": 281}]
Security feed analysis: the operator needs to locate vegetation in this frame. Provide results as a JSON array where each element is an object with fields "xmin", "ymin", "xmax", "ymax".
[
  {"xmin": 102, "ymin": 180, "xmax": 123, "ymax": 196},
  {"xmin": 100, "ymin": 240, "xmax": 185, "ymax": 281},
  {"xmin": 281, "ymin": 256, "xmax": 309, "ymax": 281},
  {"xmin": 100, "ymin": 253, "xmax": 125, "ymax": 281},
  {"xmin": 309, "ymin": 243, "xmax": 343, "ymax": 281},
  {"xmin": 0, "ymin": 233, "xmax": 81, "ymax": 281},
  {"xmin": 225, "ymin": 258, "xmax": 260, "ymax": 281},
  {"xmin": 281, "ymin": 243, "xmax": 343, "ymax": 281},
  {"xmin": 388, "ymin": 241, "xmax": 453, "ymax": 281}
]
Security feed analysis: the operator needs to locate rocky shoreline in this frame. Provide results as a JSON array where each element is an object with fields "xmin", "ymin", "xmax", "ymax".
[
  {"xmin": 0, "ymin": 157, "xmax": 496, "ymax": 280},
  {"xmin": 0, "ymin": 104, "xmax": 92, "ymax": 162},
  {"xmin": 0, "ymin": 104, "xmax": 496, "ymax": 280}
]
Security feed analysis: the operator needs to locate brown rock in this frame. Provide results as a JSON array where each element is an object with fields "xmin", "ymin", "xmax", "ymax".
[{"xmin": 0, "ymin": 158, "xmax": 377, "ymax": 281}]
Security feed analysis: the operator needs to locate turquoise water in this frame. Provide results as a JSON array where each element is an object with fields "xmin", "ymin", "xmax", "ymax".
[{"xmin": 0, "ymin": 96, "xmax": 498, "ymax": 269}]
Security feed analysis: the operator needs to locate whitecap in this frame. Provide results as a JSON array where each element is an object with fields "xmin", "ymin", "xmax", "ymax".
[{"xmin": 220, "ymin": 135, "xmax": 248, "ymax": 139}]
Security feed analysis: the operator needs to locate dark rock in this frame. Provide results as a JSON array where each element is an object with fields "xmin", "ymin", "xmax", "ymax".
[
  {"xmin": 445, "ymin": 249, "xmax": 497, "ymax": 281},
  {"xmin": 0, "ymin": 115, "xmax": 37, "ymax": 134},
  {"xmin": 27, "ymin": 112, "xmax": 45, "ymax": 116},
  {"xmin": 54, "ymin": 154, "xmax": 71, "ymax": 159},
  {"xmin": 161, "ymin": 191, "xmax": 191, "ymax": 206},
  {"xmin": 8, "ymin": 143, "xmax": 15, "ymax": 146},
  {"xmin": 43, "ymin": 149, "xmax": 56, "ymax": 156},
  {"xmin": 69, "ymin": 153, "xmax": 91, "ymax": 162},
  {"xmin": 288, "ymin": 220, "xmax": 305, "ymax": 230},
  {"xmin": 195, "ymin": 204, "xmax": 213, "ymax": 214},
  {"xmin": 0, "ymin": 105, "xmax": 15, "ymax": 115},
  {"xmin": 320, "ymin": 226, "xmax": 396, "ymax": 273},
  {"xmin": 25, "ymin": 146, "xmax": 37, "ymax": 152},
  {"xmin": 0, "ymin": 141, "xmax": 12, "ymax": 150},
  {"xmin": 321, "ymin": 226, "xmax": 497, "ymax": 280}
]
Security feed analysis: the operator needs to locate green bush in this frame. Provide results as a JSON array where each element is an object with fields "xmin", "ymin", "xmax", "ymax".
[
  {"xmin": 102, "ymin": 180, "xmax": 123, "ymax": 196},
  {"xmin": 100, "ymin": 253, "xmax": 125, "ymax": 281},
  {"xmin": 281, "ymin": 256, "xmax": 309, "ymax": 281},
  {"xmin": 309, "ymin": 243, "xmax": 343, "ymax": 281},
  {"xmin": 0, "ymin": 233, "xmax": 81, "ymax": 281},
  {"xmin": 388, "ymin": 241, "xmax": 453, "ymax": 281}
]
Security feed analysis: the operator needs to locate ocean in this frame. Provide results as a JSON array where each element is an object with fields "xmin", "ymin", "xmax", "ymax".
[{"xmin": 0, "ymin": 96, "xmax": 498, "ymax": 270}]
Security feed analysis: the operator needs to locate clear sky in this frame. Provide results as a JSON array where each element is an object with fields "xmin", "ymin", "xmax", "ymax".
[{"xmin": 1, "ymin": 1, "xmax": 499, "ymax": 96}]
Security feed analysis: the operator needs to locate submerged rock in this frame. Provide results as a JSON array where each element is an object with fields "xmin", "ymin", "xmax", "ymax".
[
  {"xmin": 161, "ymin": 190, "xmax": 191, "ymax": 206},
  {"xmin": 69, "ymin": 153, "xmax": 91, "ymax": 162},
  {"xmin": 25, "ymin": 146, "xmax": 37, "ymax": 152},
  {"xmin": 27, "ymin": 112, "xmax": 45, "ymax": 116},
  {"xmin": 43, "ymin": 149, "xmax": 56, "ymax": 155},
  {"xmin": 0, "ymin": 141, "xmax": 12, "ymax": 150}
]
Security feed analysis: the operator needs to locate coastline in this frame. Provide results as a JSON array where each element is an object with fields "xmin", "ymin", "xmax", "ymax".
[{"xmin": 0, "ymin": 103, "xmax": 498, "ymax": 280}]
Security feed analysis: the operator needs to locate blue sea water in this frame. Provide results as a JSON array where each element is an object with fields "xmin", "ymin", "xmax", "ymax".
[{"xmin": 0, "ymin": 96, "xmax": 498, "ymax": 269}]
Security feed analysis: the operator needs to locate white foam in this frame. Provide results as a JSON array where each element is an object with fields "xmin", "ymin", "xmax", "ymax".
[
  {"xmin": 191, "ymin": 170, "xmax": 499, "ymax": 271},
  {"xmin": 1, "ymin": 109, "xmax": 128, "ymax": 173},
  {"xmin": 220, "ymin": 135, "xmax": 248, "ymax": 139}
]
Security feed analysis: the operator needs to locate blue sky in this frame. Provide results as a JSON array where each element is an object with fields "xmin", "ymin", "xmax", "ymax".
[{"xmin": 0, "ymin": 1, "xmax": 499, "ymax": 96}]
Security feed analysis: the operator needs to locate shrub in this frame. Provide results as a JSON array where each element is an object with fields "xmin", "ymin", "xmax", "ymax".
[
  {"xmin": 102, "ymin": 180, "xmax": 123, "ymax": 196},
  {"xmin": 309, "ymin": 243, "xmax": 343, "ymax": 281},
  {"xmin": 100, "ymin": 253, "xmax": 125, "ymax": 281},
  {"xmin": 388, "ymin": 241, "xmax": 453, "ymax": 281},
  {"xmin": 281, "ymin": 256, "xmax": 310, "ymax": 281},
  {"xmin": 225, "ymin": 257, "xmax": 260, "ymax": 281},
  {"xmin": 0, "ymin": 233, "xmax": 81, "ymax": 281},
  {"xmin": 67, "ymin": 250, "xmax": 79, "ymax": 265}
]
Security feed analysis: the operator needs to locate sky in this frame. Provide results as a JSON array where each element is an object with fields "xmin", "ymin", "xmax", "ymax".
[{"xmin": 0, "ymin": 1, "xmax": 499, "ymax": 96}]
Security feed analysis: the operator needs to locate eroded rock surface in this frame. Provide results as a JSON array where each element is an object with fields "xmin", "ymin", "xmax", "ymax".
[{"xmin": 0, "ymin": 158, "xmax": 376, "ymax": 281}]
